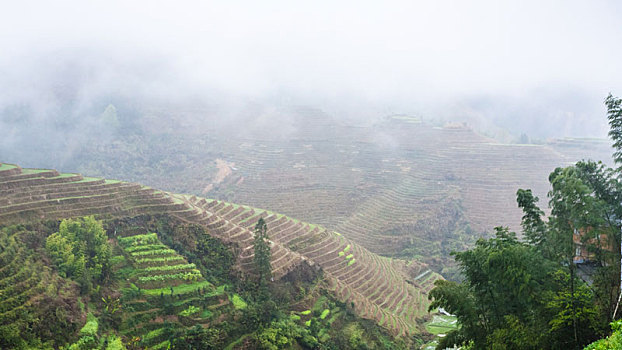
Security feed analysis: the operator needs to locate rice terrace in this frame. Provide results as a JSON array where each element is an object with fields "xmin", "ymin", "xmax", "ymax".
[
  {"xmin": 0, "ymin": 112, "xmax": 615, "ymax": 349},
  {"xmin": 2, "ymin": 1, "xmax": 622, "ymax": 349}
]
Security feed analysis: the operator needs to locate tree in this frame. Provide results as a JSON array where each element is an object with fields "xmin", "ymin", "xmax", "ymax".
[
  {"xmin": 428, "ymin": 95, "xmax": 622, "ymax": 349},
  {"xmin": 254, "ymin": 217, "xmax": 272, "ymax": 293},
  {"xmin": 548, "ymin": 166, "xmax": 606, "ymax": 343},
  {"xmin": 516, "ymin": 188, "xmax": 546, "ymax": 249},
  {"xmin": 606, "ymin": 94, "xmax": 622, "ymax": 171},
  {"xmin": 428, "ymin": 227, "xmax": 558, "ymax": 349},
  {"xmin": 45, "ymin": 231, "xmax": 86, "ymax": 279},
  {"xmin": 46, "ymin": 216, "xmax": 111, "ymax": 289}
]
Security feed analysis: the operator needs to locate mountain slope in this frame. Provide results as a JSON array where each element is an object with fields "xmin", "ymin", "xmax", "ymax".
[{"xmin": 0, "ymin": 162, "xmax": 438, "ymax": 336}]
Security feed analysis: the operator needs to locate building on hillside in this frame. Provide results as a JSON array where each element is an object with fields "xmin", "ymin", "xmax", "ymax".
[{"xmin": 573, "ymin": 228, "xmax": 613, "ymax": 264}]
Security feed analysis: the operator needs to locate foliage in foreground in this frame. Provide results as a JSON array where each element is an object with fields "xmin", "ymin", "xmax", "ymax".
[
  {"xmin": 429, "ymin": 94, "xmax": 622, "ymax": 350},
  {"xmin": 585, "ymin": 320, "xmax": 622, "ymax": 350}
]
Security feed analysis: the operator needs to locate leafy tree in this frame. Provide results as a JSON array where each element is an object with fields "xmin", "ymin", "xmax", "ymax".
[
  {"xmin": 428, "ymin": 227, "xmax": 598, "ymax": 349},
  {"xmin": 548, "ymin": 166, "xmax": 598, "ymax": 342},
  {"xmin": 606, "ymin": 93, "xmax": 622, "ymax": 170},
  {"xmin": 100, "ymin": 104, "xmax": 120, "ymax": 130},
  {"xmin": 46, "ymin": 216, "xmax": 111, "ymax": 290},
  {"xmin": 516, "ymin": 188, "xmax": 547, "ymax": 249},
  {"xmin": 428, "ymin": 279, "xmax": 482, "ymax": 348},
  {"xmin": 196, "ymin": 233, "xmax": 234, "ymax": 283},
  {"xmin": 46, "ymin": 232, "xmax": 86, "ymax": 279}
]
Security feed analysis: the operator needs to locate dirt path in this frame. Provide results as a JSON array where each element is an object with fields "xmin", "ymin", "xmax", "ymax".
[{"xmin": 202, "ymin": 159, "xmax": 235, "ymax": 194}]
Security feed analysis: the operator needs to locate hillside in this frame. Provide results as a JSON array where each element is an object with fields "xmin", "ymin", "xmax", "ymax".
[
  {"xmin": 27, "ymin": 109, "xmax": 609, "ymax": 275},
  {"xmin": 0, "ymin": 162, "xmax": 440, "ymax": 342}
]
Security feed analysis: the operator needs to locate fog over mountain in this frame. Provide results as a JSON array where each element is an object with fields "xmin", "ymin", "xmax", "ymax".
[{"xmin": 1, "ymin": 0, "xmax": 621, "ymax": 164}]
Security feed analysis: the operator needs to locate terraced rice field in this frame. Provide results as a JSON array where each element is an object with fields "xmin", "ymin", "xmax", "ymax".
[
  {"xmin": 116, "ymin": 232, "xmax": 229, "ymax": 349},
  {"xmin": 203, "ymin": 117, "xmax": 612, "ymax": 261},
  {"xmin": 171, "ymin": 196, "xmax": 442, "ymax": 335},
  {"xmin": 0, "ymin": 163, "xmax": 439, "ymax": 335}
]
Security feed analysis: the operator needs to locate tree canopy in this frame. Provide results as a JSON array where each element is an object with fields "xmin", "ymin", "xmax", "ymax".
[
  {"xmin": 429, "ymin": 95, "xmax": 622, "ymax": 349},
  {"xmin": 46, "ymin": 216, "xmax": 111, "ymax": 291}
]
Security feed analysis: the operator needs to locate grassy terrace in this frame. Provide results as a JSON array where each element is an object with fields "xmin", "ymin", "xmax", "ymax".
[
  {"xmin": 0, "ymin": 163, "xmax": 18, "ymax": 171},
  {"xmin": 19, "ymin": 168, "xmax": 53, "ymax": 174},
  {"xmin": 116, "ymin": 232, "xmax": 230, "ymax": 349},
  {"xmin": 0, "ymin": 167, "xmax": 192, "ymax": 227}
]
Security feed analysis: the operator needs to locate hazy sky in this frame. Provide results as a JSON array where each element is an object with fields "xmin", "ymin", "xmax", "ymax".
[{"xmin": 1, "ymin": 0, "xmax": 621, "ymax": 137}]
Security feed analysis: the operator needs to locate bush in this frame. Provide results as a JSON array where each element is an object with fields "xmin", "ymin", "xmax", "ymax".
[
  {"xmin": 320, "ymin": 309, "xmax": 330, "ymax": 319},
  {"xmin": 46, "ymin": 216, "xmax": 111, "ymax": 287},
  {"xmin": 231, "ymin": 294, "xmax": 248, "ymax": 310},
  {"xmin": 79, "ymin": 313, "xmax": 99, "ymax": 337},
  {"xmin": 105, "ymin": 335, "xmax": 126, "ymax": 350},
  {"xmin": 584, "ymin": 320, "xmax": 622, "ymax": 350}
]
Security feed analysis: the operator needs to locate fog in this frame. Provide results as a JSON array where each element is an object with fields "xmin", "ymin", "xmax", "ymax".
[{"xmin": 1, "ymin": 0, "xmax": 622, "ymax": 165}]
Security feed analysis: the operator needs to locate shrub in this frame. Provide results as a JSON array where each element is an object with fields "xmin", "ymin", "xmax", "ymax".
[
  {"xmin": 79, "ymin": 313, "xmax": 98, "ymax": 337},
  {"xmin": 584, "ymin": 320, "xmax": 622, "ymax": 350},
  {"xmin": 320, "ymin": 309, "xmax": 330, "ymax": 319},
  {"xmin": 105, "ymin": 335, "xmax": 126, "ymax": 350},
  {"xmin": 230, "ymin": 294, "xmax": 248, "ymax": 310},
  {"xmin": 179, "ymin": 306, "xmax": 201, "ymax": 317},
  {"xmin": 46, "ymin": 216, "xmax": 111, "ymax": 285}
]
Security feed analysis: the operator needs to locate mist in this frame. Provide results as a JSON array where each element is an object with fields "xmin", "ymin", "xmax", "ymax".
[{"xmin": 2, "ymin": 0, "xmax": 622, "ymax": 167}]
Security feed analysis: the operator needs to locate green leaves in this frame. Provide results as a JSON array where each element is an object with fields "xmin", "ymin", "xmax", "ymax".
[
  {"xmin": 45, "ymin": 216, "xmax": 111, "ymax": 294},
  {"xmin": 606, "ymin": 94, "xmax": 622, "ymax": 171},
  {"xmin": 517, "ymin": 188, "xmax": 546, "ymax": 248},
  {"xmin": 429, "ymin": 227, "xmax": 559, "ymax": 349}
]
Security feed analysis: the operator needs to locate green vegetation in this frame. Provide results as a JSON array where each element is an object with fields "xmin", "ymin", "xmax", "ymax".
[
  {"xmin": 585, "ymin": 320, "xmax": 622, "ymax": 350},
  {"xmin": 231, "ymin": 294, "xmax": 248, "ymax": 310},
  {"xmin": 429, "ymin": 95, "xmax": 622, "ymax": 350},
  {"xmin": 0, "ymin": 163, "xmax": 16, "ymax": 171},
  {"xmin": 425, "ymin": 314, "xmax": 458, "ymax": 335},
  {"xmin": 46, "ymin": 216, "xmax": 111, "ymax": 292},
  {"xmin": 254, "ymin": 217, "xmax": 272, "ymax": 294},
  {"xmin": 320, "ymin": 309, "xmax": 330, "ymax": 319}
]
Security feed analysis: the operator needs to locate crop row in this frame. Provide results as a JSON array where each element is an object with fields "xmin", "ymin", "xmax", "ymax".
[
  {"xmin": 141, "ymin": 263, "xmax": 197, "ymax": 273},
  {"xmin": 137, "ymin": 270, "xmax": 202, "ymax": 283},
  {"xmin": 124, "ymin": 243, "xmax": 169, "ymax": 253},
  {"xmin": 130, "ymin": 248, "xmax": 177, "ymax": 257}
]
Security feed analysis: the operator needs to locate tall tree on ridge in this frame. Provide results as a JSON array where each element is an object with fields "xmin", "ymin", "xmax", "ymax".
[
  {"xmin": 606, "ymin": 94, "xmax": 622, "ymax": 171},
  {"xmin": 254, "ymin": 217, "xmax": 272, "ymax": 296}
]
